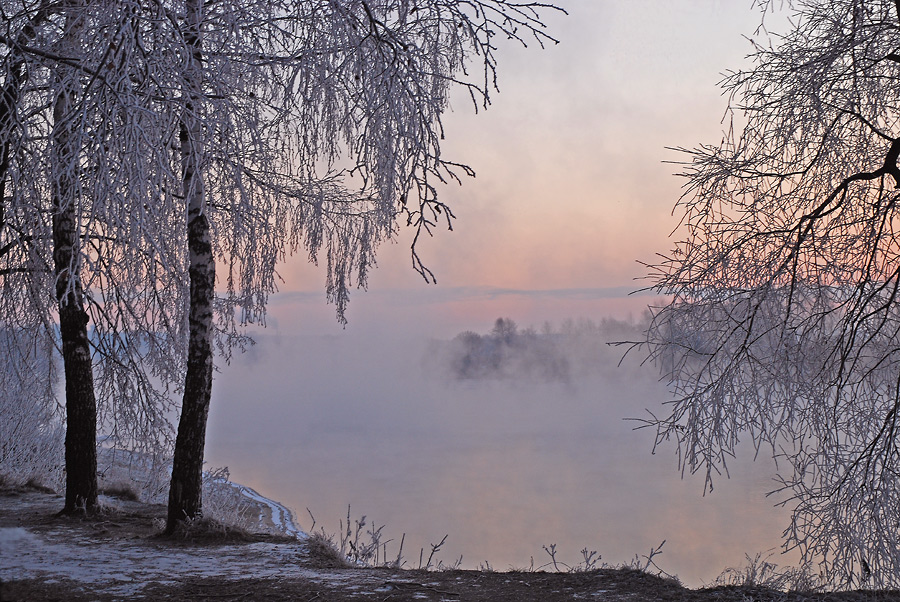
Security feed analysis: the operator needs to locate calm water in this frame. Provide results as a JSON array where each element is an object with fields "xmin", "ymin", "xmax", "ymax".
[{"xmin": 205, "ymin": 332, "xmax": 796, "ymax": 586}]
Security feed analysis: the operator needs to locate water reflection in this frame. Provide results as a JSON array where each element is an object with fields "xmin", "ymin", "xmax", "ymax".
[{"xmin": 205, "ymin": 331, "xmax": 797, "ymax": 587}]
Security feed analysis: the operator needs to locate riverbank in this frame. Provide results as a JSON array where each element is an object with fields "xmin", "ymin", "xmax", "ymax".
[{"xmin": 2, "ymin": 485, "xmax": 897, "ymax": 601}]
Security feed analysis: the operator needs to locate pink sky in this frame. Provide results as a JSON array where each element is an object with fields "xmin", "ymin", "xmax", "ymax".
[{"xmin": 274, "ymin": 1, "xmax": 764, "ymax": 334}]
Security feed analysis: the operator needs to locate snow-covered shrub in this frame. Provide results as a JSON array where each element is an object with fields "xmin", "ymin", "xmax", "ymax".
[
  {"xmin": 714, "ymin": 553, "xmax": 824, "ymax": 592},
  {"xmin": 201, "ymin": 467, "xmax": 255, "ymax": 529},
  {"xmin": 202, "ymin": 467, "xmax": 300, "ymax": 538},
  {"xmin": 0, "ymin": 330, "xmax": 63, "ymax": 491},
  {"xmin": 97, "ymin": 446, "xmax": 170, "ymax": 503}
]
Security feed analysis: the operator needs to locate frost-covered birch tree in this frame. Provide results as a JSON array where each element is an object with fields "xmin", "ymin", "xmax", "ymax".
[
  {"xmin": 0, "ymin": 0, "xmax": 106, "ymax": 511},
  {"xmin": 645, "ymin": 0, "xmax": 900, "ymax": 588},
  {"xmin": 1, "ymin": 0, "xmax": 190, "ymax": 511},
  {"xmin": 0, "ymin": 0, "xmax": 561, "ymax": 525},
  {"xmin": 50, "ymin": 0, "xmax": 102, "ymax": 512},
  {"xmin": 162, "ymin": 0, "xmax": 563, "ymax": 530},
  {"xmin": 0, "ymin": 0, "xmax": 386, "ymax": 514}
]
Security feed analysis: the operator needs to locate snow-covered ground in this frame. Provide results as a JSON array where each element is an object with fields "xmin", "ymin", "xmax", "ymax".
[
  {"xmin": 2, "ymin": 525, "xmax": 309, "ymax": 596},
  {"xmin": 0, "ymin": 489, "xmax": 353, "ymax": 598}
]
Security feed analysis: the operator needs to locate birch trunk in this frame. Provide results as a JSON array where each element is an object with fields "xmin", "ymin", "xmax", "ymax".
[
  {"xmin": 51, "ymin": 4, "xmax": 98, "ymax": 514},
  {"xmin": 167, "ymin": 0, "xmax": 214, "ymax": 531}
]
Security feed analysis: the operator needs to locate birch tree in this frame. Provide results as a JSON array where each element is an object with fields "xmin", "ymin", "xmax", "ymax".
[
  {"xmin": 50, "ymin": 0, "xmax": 101, "ymax": 512},
  {"xmin": 645, "ymin": 0, "xmax": 900, "ymax": 587},
  {"xmin": 1, "ymin": 0, "xmax": 189, "ymax": 510},
  {"xmin": 0, "ymin": 0, "xmax": 561, "ymax": 525},
  {"xmin": 167, "ymin": 0, "xmax": 211, "ymax": 527},
  {"xmin": 0, "ymin": 0, "xmax": 102, "ymax": 511},
  {"xmin": 163, "ymin": 0, "xmax": 562, "ymax": 529}
]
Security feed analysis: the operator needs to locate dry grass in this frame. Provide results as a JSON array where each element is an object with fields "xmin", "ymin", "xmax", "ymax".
[
  {"xmin": 159, "ymin": 515, "xmax": 258, "ymax": 544},
  {"xmin": 713, "ymin": 553, "xmax": 825, "ymax": 593},
  {"xmin": 99, "ymin": 483, "xmax": 141, "ymax": 502},
  {"xmin": 22, "ymin": 477, "xmax": 56, "ymax": 495},
  {"xmin": 304, "ymin": 505, "xmax": 462, "ymax": 570},
  {"xmin": 302, "ymin": 531, "xmax": 354, "ymax": 568}
]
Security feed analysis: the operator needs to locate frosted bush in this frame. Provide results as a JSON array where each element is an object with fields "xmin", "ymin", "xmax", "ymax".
[{"xmin": 0, "ymin": 330, "xmax": 63, "ymax": 491}]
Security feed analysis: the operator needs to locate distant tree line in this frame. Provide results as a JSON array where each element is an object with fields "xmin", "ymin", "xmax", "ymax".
[{"xmin": 436, "ymin": 316, "xmax": 645, "ymax": 383}]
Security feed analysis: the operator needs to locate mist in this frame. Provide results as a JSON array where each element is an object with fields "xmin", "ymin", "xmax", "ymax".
[{"xmin": 205, "ymin": 306, "xmax": 796, "ymax": 587}]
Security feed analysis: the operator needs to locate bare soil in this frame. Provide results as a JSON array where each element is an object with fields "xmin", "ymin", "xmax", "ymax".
[{"xmin": 2, "ymin": 486, "xmax": 899, "ymax": 602}]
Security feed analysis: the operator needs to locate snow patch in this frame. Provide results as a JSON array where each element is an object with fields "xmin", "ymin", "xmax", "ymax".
[
  {"xmin": 0, "ymin": 527, "xmax": 40, "ymax": 556},
  {"xmin": 228, "ymin": 482, "xmax": 304, "ymax": 538}
]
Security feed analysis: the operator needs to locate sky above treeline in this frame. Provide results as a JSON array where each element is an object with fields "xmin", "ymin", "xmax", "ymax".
[{"xmin": 269, "ymin": 0, "xmax": 767, "ymax": 337}]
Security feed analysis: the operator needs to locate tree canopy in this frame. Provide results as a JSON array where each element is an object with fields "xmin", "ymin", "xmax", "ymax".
[{"xmin": 645, "ymin": 0, "xmax": 900, "ymax": 588}]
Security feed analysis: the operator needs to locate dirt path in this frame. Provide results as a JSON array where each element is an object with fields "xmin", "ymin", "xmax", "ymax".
[{"xmin": 1, "ymin": 487, "xmax": 897, "ymax": 601}]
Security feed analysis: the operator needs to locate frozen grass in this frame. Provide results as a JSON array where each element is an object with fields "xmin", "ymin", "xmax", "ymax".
[
  {"xmin": 159, "ymin": 514, "xmax": 258, "ymax": 544},
  {"xmin": 303, "ymin": 506, "xmax": 686, "ymax": 584},
  {"xmin": 304, "ymin": 531, "xmax": 354, "ymax": 568},
  {"xmin": 0, "ymin": 432, "xmax": 64, "ymax": 494},
  {"xmin": 304, "ymin": 506, "xmax": 405, "ymax": 568},
  {"xmin": 507, "ymin": 540, "xmax": 680, "ymax": 585},
  {"xmin": 200, "ymin": 467, "xmax": 259, "ymax": 533},
  {"xmin": 97, "ymin": 447, "xmax": 169, "ymax": 504},
  {"xmin": 0, "ymin": 474, "xmax": 58, "ymax": 496},
  {"xmin": 713, "ymin": 553, "xmax": 824, "ymax": 593},
  {"xmin": 530, "ymin": 542, "xmax": 831, "ymax": 593},
  {"xmin": 305, "ymin": 506, "xmax": 461, "ymax": 570},
  {"xmin": 23, "ymin": 477, "xmax": 56, "ymax": 495},
  {"xmin": 99, "ymin": 483, "xmax": 141, "ymax": 502}
]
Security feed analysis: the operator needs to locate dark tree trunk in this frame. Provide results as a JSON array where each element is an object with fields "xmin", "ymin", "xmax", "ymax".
[
  {"xmin": 56, "ymin": 279, "xmax": 98, "ymax": 513},
  {"xmin": 167, "ymin": 0, "xmax": 214, "ymax": 531},
  {"xmin": 51, "ymin": 7, "xmax": 98, "ymax": 514}
]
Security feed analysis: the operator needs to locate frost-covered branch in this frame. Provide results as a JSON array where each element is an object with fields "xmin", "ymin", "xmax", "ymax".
[{"xmin": 644, "ymin": 0, "xmax": 900, "ymax": 588}]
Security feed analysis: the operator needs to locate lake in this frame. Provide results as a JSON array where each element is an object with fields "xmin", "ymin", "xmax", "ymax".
[{"xmin": 205, "ymin": 328, "xmax": 797, "ymax": 587}]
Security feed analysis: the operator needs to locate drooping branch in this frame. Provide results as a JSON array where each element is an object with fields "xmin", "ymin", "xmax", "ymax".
[{"xmin": 644, "ymin": 0, "xmax": 900, "ymax": 587}]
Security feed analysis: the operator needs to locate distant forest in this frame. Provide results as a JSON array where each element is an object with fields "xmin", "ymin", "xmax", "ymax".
[{"xmin": 429, "ymin": 316, "xmax": 647, "ymax": 383}]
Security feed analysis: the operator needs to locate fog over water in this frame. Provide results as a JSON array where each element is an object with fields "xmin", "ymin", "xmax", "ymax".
[
  {"xmin": 199, "ymin": 2, "xmax": 798, "ymax": 586},
  {"xmin": 205, "ymin": 301, "xmax": 798, "ymax": 587}
]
